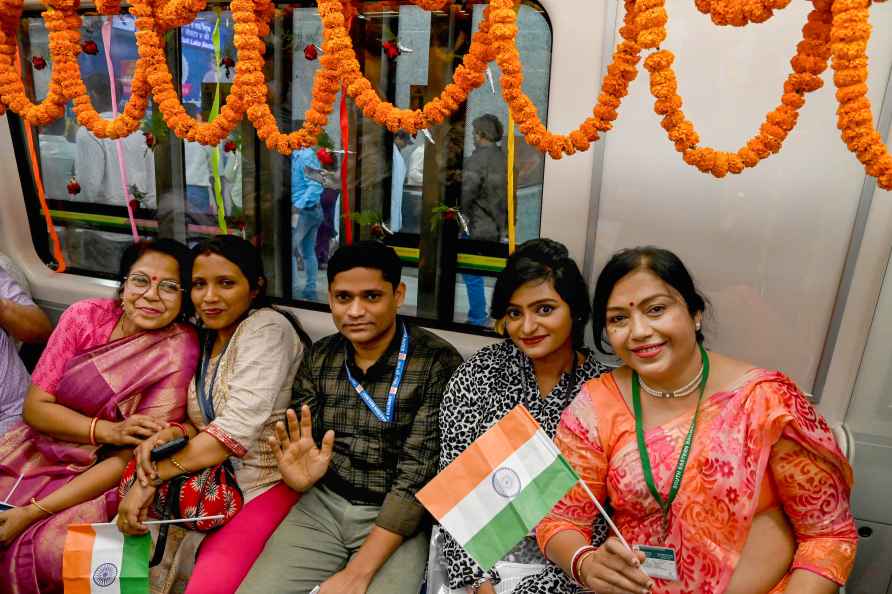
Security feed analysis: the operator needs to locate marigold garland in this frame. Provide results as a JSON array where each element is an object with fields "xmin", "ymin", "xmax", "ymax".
[
  {"xmin": 830, "ymin": 0, "xmax": 892, "ymax": 189},
  {"xmin": 642, "ymin": 0, "xmax": 833, "ymax": 178},
  {"xmin": 134, "ymin": 0, "xmax": 276, "ymax": 146},
  {"xmin": 0, "ymin": 0, "xmax": 74, "ymax": 125},
  {"xmin": 490, "ymin": 0, "xmax": 642, "ymax": 159},
  {"xmin": 244, "ymin": 0, "xmax": 497, "ymax": 155},
  {"xmin": 0, "ymin": 0, "xmax": 886, "ymax": 191},
  {"xmin": 694, "ymin": 0, "xmax": 792, "ymax": 26}
]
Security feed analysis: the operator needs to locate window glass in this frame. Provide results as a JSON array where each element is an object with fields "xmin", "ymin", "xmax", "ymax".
[
  {"xmin": 20, "ymin": 1, "xmax": 552, "ymax": 330},
  {"xmin": 283, "ymin": 0, "xmax": 551, "ymax": 322},
  {"xmin": 27, "ymin": 14, "xmax": 162, "ymax": 271}
]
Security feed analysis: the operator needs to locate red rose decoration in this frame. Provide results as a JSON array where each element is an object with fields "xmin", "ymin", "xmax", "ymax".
[
  {"xmin": 143, "ymin": 131, "xmax": 155, "ymax": 148},
  {"xmin": 82, "ymin": 40, "xmax": 99, "ymax": 55},
  {"xmin": 443, "ymin": 209, "xmax": 456, "ymax": 221},
  {"xmin": 224, "ymin": 140, "xmax": 237, "ymax": 153},
  {"xmin": 303, "ymin": 44, "xmax": 318, "ymax": 61},
  {"xmin": 382, "ymin": 41, "xmax": 400, "ymax": 60},
  {"xmin": 316, "ymin": 148, "xmax": 334, "ymax": 167},
  {"xmin": 128, "ymin": 199, "xmax": 139, "ymax": 212},
  {"xmin": 370, "ymin": 224, "xmax": 384, "ymax": 238},
  {"xmin": 66, "ymin": 178, "xmax": 80, "ymax": 195},
  {"xmin": 31, "ymin": 56, "xmax": 46, "ymax": 70}
]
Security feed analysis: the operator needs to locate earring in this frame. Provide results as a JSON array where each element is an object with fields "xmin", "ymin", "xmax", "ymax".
[{"xmin": 695, "ymin": 321, "xmax": 701, "ymax": 331}]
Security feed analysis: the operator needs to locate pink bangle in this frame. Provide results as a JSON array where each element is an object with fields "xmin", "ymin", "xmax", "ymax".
[
  {"xmin": 570, "ymin": 545, "xmax": 597, "ymax": 586},
  {"xmin": 89, "ymin": 416, "xmax": 99, "ymax": 446},
  {"xmin": 168, "ymin": 422, "xmax": 188, "ymax": 438}
]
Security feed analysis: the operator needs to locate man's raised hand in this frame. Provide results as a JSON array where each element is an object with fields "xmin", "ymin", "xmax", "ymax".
[{"xmin": 270, "ymin": 405, "xmax": 334, "ymax": 493}]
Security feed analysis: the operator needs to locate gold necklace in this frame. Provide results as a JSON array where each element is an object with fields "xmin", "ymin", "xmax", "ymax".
[{"xmin": 638, "ymin": 362, "xmax": 704, "ymax": 399}]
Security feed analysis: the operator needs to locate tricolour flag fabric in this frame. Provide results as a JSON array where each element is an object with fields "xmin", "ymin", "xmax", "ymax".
[
  {"xmin": 62, "ymin": 523, "xmax": 151, "ymax": 594},
  {"xmin": 416, "ymin": 404, "xmax": 579, "ymax": 570}
]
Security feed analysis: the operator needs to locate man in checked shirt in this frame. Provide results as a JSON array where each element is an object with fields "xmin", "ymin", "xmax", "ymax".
[{"xmin": 240, "ymin": 240, "xmax": 463, "ymax": 594}]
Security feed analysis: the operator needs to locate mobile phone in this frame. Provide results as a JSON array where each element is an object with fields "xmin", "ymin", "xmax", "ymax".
[{"xmin": 150, "ymin": 436, "xmax": 188, "ymax": 462}]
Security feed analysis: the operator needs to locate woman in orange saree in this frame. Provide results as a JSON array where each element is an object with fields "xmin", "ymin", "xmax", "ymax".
[
  {"xmin": 537, "ymin": 246, "xmax": 856, "ymax": 594},
  {"xmin": 0, "ymin": 239, "xmax": 199, "ymax": 594}
]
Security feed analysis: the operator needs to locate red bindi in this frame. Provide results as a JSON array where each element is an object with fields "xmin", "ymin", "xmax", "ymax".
[
  {"xmin": 629, "ymin": 302, "xmax": 635, "ymax": 307},
  {"xmin": 151, "ymin": 275, "xmax": 158, "ymax": 281}
]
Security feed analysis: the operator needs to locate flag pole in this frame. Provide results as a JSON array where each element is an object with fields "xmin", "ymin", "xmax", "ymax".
[
  {"xmin": 142, "ymin": 515, "xmax": 225, "ymax": 526},
  {"xmin": 576, "ymin": 479, "xmax": 632, "ymax": 552},
  {"xmin": 93, "ymin": 515, "xmax": 226, "ymax": 528}
]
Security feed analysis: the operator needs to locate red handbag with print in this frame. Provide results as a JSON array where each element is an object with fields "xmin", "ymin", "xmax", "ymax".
[{"xmin": 119, "ymin": 457, "xmax": 243, "ymax": 565}]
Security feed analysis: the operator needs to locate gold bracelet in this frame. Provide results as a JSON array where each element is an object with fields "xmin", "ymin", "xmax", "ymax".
[
  {"xmin": 169, "ymin": 456, "xmax": 188, "ymax": 474},
  {"xmin": 89, "ymin": 416, "xmax": 99, "ymax": 446},
  {"xmin": 30, "ymin": 498, "xmax": 53, "ymax": 516}
]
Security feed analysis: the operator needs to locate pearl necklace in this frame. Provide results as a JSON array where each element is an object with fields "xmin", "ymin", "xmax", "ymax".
[{"xmin": 639, "ymin": 363, "xmax": 704, "ymax": 399}]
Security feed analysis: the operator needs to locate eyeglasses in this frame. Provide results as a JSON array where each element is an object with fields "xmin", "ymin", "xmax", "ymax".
[{"xmin": 124, "ymin": 274, "xmax": 183, "ymax": 298}]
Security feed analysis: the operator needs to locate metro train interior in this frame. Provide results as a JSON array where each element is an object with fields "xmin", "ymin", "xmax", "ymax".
[{"xmin": 0, "ymin": 0, "xmax": 891, "ymax": 591}]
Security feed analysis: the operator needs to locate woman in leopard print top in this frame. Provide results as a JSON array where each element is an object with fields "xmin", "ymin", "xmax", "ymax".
[{"xmin": 437, "ymin": 239, "xmax": 610, "ymax": 594}]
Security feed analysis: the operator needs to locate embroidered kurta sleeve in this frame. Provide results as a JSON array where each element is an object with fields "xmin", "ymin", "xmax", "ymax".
[
  {"xmin": 438, "ymin": 357, "xmax": 493, "ymax": 588},
  {"xmin": 375, "ymin": 346, "xmax": 463, "ymax": 537},
  {"xmin": 205, "ymin": 316, "xmax": 300, "ymax": 457},
  {"xmin": 769, "ymin": 435, "xmax": 858, "ymax": 586},
  {"xmin": 537, "ymin": 389, "xmax": 609, "ymax": 554}
]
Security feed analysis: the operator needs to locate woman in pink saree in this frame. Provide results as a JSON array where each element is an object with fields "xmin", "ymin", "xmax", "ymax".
[
  {"xmin": 538, "ymin": 246, "xmax": 857, "ymax": 594},
  {"xmin": 0, "ymin": 239, "xmax": 199, "ymax": 594}
]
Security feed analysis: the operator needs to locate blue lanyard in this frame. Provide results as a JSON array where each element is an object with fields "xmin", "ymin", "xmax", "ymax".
[
  {"xmin": 344, "ymin": 325, "xmax": 409, "ymax": 423},
  {"xmin": 196, "ymin": 332, "xmax": 232, "ymax": 423}
]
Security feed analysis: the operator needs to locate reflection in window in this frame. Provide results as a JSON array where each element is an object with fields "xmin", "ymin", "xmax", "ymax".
[
  {"xmin": 21, "ymin": 1, "xmax": 552, "ymax": 329},
  {"xmin": 285, "ymin": 0, "xmax": 552, "ymax": 327}
]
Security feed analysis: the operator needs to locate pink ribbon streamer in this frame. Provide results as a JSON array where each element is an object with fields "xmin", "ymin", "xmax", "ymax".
[{"xmin": 102, "ymin": 18, "xmax": 139, "ymax": 242}]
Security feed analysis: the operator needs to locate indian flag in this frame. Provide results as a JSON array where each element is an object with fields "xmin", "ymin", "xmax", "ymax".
[
  {"xmin": 417, "ymin": 404, "xmax": 579, "ymax": 570},
  {"xmin": 62, "ymin": 523, "xmax": 151, "ymax": 594}
]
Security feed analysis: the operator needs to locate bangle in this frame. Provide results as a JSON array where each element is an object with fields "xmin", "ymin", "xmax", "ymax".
[
  {"xmin": 471, "ymin": 575, "xmax": 490, "ymax": 593},
  {"xmin": 89, "ymin": 416, "xmax": 99, "ymax": 446},
  {"xmin": 30, "ymin": 498, "xmax": 53, "ymax": 516},
  {"xmin": 168, "ymin": 422, "xmax": 188, "ymax": 438},
  {"xmin": 169, "ymin": 456, "xmax": 188, "ymax": 474},
  {"xmin": 570, "ymin": 545, "xmax": 597, "ymax": 586}
]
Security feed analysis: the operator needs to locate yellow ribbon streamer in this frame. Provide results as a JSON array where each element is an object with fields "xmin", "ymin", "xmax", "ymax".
[{"xmin": 506, "ymin": 113, "xmax": 516, "ymax": 254}]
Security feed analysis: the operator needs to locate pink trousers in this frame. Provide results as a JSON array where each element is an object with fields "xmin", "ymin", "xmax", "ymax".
[{"xmin": 183, "ymin": 481, "xmax": 301, "ymax": 594}]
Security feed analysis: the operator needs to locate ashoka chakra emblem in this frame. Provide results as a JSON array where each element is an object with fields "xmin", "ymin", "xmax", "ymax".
[
  {"xmin": 93, "ymin": 562, "xmax": 118, "ymax": 587},
  {"xmin": 492, "ymin": 467, "xmax": 521, "ymax": 498}
]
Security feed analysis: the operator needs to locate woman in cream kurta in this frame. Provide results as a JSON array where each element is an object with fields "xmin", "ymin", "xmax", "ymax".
[
  {"xmin": 151, "ymin": 309, "xmax": 303, "ymax": 594},
  {"xmin": 117, "ymin": 235, "xmax": 308, "ymax": 594}
]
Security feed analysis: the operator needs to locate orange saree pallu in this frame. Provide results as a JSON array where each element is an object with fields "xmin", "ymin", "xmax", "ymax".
[{"xmin": 538, "ymin": 370, "xmax": 857, "ymax": 594}]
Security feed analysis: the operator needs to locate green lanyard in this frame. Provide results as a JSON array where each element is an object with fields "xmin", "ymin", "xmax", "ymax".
[{"xmin": 632, "ymin": 344, "xmax": 709, "ymax": 541}]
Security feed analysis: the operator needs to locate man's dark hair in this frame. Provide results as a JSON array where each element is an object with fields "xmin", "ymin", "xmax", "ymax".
[
  {"xmin": 327, "ymin": 241, "xmax": 402, "ymax": 289},
  {"xmin": 85, "ymin": 72, "xmax": 116, "ymax": 113},
  {"xmin": 473, "ymin": 114, "xmax": 504, "ymax": 143}
]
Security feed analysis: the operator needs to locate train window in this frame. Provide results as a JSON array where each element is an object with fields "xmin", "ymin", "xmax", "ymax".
[
  {"xmin": 17, "ymin": 0, "xmax": 552, "ymax": 330},
  {"xmin": 23, "ymin": 14, "xmax": 163, "ymax": 272}
]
